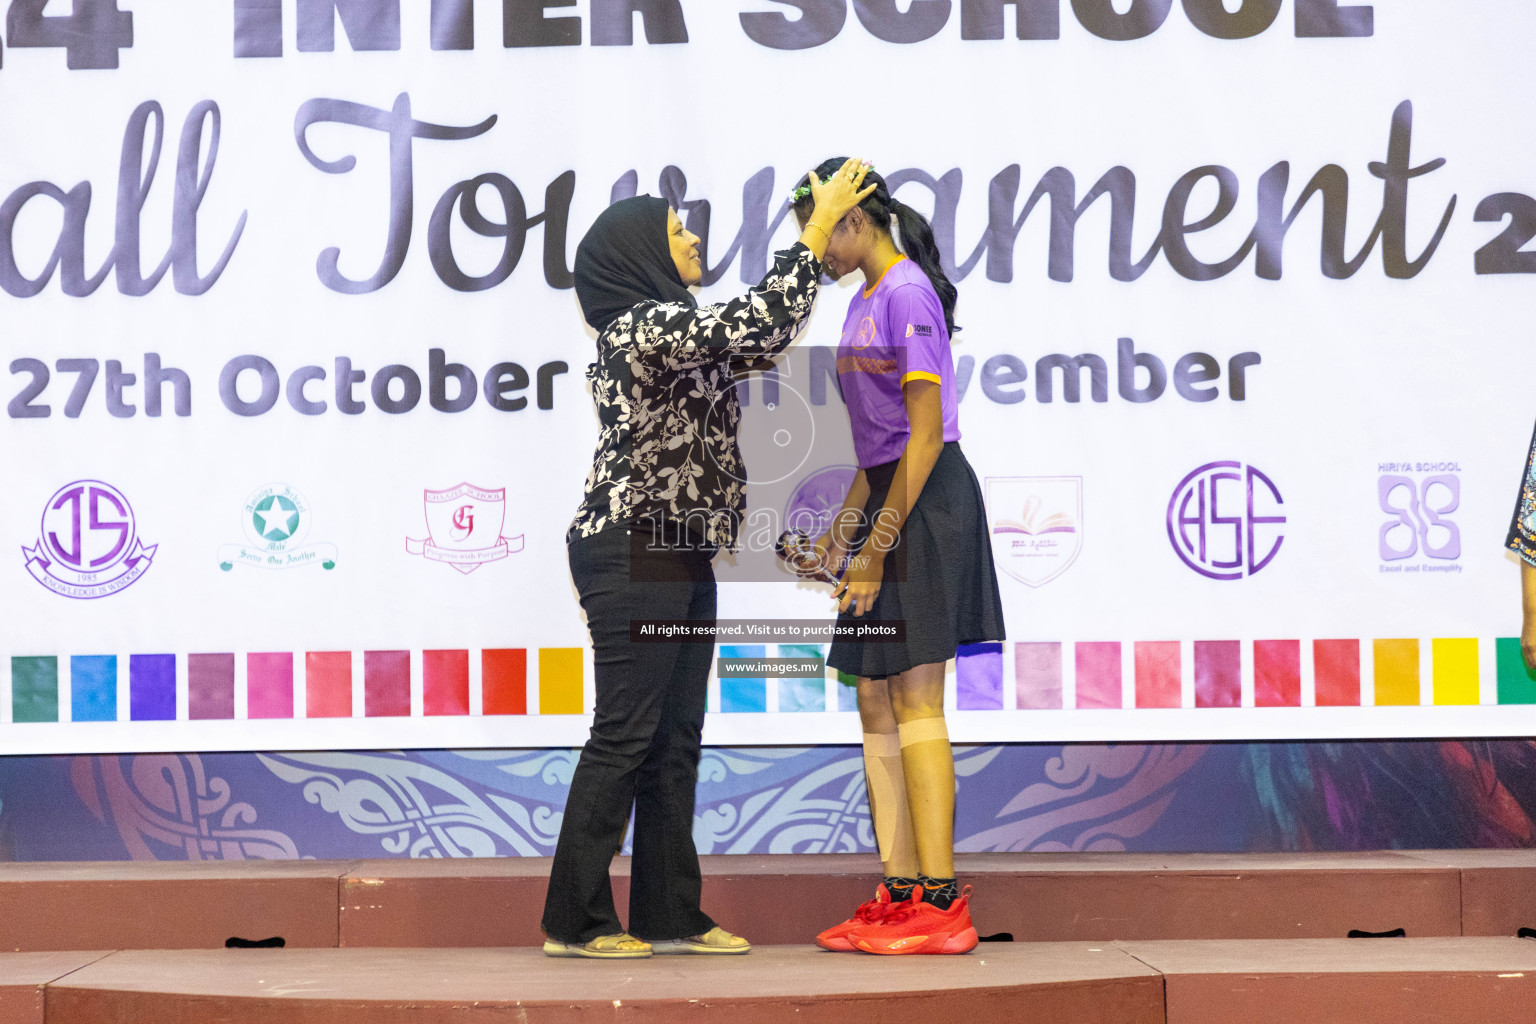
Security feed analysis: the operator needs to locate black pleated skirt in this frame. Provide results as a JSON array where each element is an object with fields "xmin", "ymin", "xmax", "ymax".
[{"xmin": 826, "ymin": 441, "xmax": 1006, "ymax": 679}]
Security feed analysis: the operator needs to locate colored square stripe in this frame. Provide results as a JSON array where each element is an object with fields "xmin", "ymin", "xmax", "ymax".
[
  {"xmin": 129, "ymin": 654, "xmax": 175, "ymax": 721},
  {"xmin": 305, "ymin": 652, "xmax": 352, "ymax": 718},
  {"xmin": 188, "ymin": 653, "xmax": 234, "ymax": 720},
  {"xmin": 538, "ymin": 648, "xmax": 584, "ymax": 714},
  {"xmin": 719, "ymin": 645, "xmax": 766, "ymax": 713},
  {"xmin": 1254, "ymin": 640, "xmax": 1300, "ymax": 708},
  {"xmin": 248, "ymin": 652, "xmax": 294, "ymax": 719},
  {"xmin": 11, "ymin": 656, "xmax": 58, "ymax": 723},
  {"xmin": 482, "ymin": 649, "xmax": 527, "ymax": 715},
  {"xmin": 1374, "ymin": 639, "xmax": 1420, "ymax": 706},
  {"xmin": 365, "ymin": 650, "xmax": 411, "ymax": 717},
  {"xmin": 424, "ymin": 650, "xmax": 470, "ymax": 716},
  {"xmin": 1497, "ymin": 638, "xmax": 1536, "ymax": 704},
  {"xmin": 956, "ymin": 642, "xmax": 1003, "ymax": 710},
  {"xmin": 776, "ymin": 644, "xmax": 826, "ymax": 712},
  {"xmin": 1431, "ymin": 638, "xmax": 1478, "ymax": 706},
  {"xmin": 836, "ymin": 672, "xmax": 858, "ymax": 711},
  {"xmin": 1015, "ymin": 642, "xmax": 1062, "ymax": 710},
  {"xmin": 1314, "ymin": 639, "xmax": 1360, "ymax": 706},
  {"xmin": 1074, "ymin": 642, "xmax": 1121, "ymax": 709},
  {"xmin": 1135, "ymin": 641, "xmax": 1180, "ymax": 709},
  {"xmin": 1194, "ymin": 641, "xmax": 1240, "ymax": 709},
  {"xmin": 71, "ymin": 655, "xmax": 117, "ymax": 722}
]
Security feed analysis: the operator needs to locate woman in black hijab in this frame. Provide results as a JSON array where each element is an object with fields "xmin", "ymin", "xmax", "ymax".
[{"xmin": 541, "ymin": 161, "xmax": 874, "ymax": 958}]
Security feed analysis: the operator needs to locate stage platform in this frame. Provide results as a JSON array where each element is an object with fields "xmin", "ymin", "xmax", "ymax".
[
  {"xmin": 4, "ymin": 853, "xmax": 1536, "ymax": 1022},
  {"xmin": 6, "ymin": 939, "xmax": 1536, "ymax": 1023},
  {"xmin": 5, "ymin": 850, "xmax": 1536, "ymax": 951}
]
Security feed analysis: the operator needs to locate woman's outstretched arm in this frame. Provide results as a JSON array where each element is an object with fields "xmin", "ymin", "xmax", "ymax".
[{"xmin": 624, "ymin": 161, "xmax": 873, "ymax": 371}]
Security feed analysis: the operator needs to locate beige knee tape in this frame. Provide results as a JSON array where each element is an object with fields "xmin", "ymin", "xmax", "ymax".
[
  {"xmin": 862, "ymin": 732, "xmax": 902, "ymax": 862},
  {"xmin": 897, "ymin": 716, "xmax": 950, "ymax": 748}
]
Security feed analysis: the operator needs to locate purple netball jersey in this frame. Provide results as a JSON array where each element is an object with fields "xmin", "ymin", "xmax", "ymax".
[{"xmin": 835, "ymin": 257, "xmax": 962, "ymax": 468}]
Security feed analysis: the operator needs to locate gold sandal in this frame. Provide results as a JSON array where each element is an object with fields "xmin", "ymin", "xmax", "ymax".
[
  {"xmin": 648, "ymin": 926, "xmax": 751, "ymax": 955},
  {"xmin": 542, "ymin": 932, "xmax": 653, "ymax": 958}
]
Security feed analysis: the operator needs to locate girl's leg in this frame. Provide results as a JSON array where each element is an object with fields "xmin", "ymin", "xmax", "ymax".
[
  {"xmin": 886, "ymin": 661, "xmax": 955, "ymax": 883},
  {"xmin": 856, "ymin": 677, "xmax": 918, "ymax": 882}
]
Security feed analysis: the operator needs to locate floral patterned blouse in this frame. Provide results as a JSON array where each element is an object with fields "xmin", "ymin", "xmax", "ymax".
[
  {"xmin": 568, "ymin": 243, "xmax": 822, "ymax": 550},
  {"xmin": 1509, "ymin": 421, "xmax": 1536, "ymax": 567}
]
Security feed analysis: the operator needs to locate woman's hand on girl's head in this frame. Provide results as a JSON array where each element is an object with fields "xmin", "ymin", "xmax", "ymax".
[
  {"xmin": 800, "ymin": 158, "xmax": 876, "ymax": 260},
  {"xmin": 808, "ymin": 158, "xmax": 876, "ymax": 221}
]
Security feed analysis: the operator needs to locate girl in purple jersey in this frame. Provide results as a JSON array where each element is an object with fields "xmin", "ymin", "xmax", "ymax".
[{"xmin": 791, "ymin": 160, "xmax": 1005, "ymax": 956}]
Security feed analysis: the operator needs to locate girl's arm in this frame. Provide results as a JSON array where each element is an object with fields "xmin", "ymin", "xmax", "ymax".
[
  {"xmin": 814, "ymin": 470, "xmax": 870, "ymax": 574},
  {"xmin": 835, "ymin": 379, "xmax": 945, "ymax": 617}
]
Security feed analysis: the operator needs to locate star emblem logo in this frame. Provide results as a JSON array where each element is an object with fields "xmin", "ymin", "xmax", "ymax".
[{"xmin": 252, "ymin": 495, "xmax": 301, "ymax": 542}]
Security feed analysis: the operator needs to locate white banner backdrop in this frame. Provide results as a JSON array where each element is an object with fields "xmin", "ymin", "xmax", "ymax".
[{"xmin": 2, "ymin": 0, "xmax": 1534, "ymax": 754}]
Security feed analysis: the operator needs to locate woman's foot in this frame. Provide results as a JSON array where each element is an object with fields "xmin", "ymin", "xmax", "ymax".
[
  {"xmin": 815, "ymin": 883, "xmax": 908, "ymax": 951},
  {"xmin": 648, "ymin": 926, "xmax": 751, "ymax": 954},
  {"xmin": 542, "ymin": 932, "xmax": 653, "ymax": 958}
]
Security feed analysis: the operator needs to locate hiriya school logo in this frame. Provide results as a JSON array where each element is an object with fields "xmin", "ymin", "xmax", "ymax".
[
  {"xmin": 406, "ymin": 483, "xmax": 524, "ymax": 574},
  {"xmin": 1377, "ymin": 462, "xmax": 1462, "ymax": 575},
  {"xmin": 1166, "ymin": 461, "xmax": 1285, "ymax": 581},
  {"xmin": 218, "ymin": 484, "xmax": 337, "ymax": 572},
  {"xmin": 784, "ymin": 465, "xmax": 860, "ymax": 539},
  {"xmin": 987, "ymin": 477, "xmax": 1082, "ymax": 588},
  {"xmin": 22, "ymin": 481, "xmax": 156, "ymax": 599}
]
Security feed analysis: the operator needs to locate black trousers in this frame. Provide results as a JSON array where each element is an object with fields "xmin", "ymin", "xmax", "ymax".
[{"xmin": 540, "ymin": 525, "xmax": 718, "ymax": 943}]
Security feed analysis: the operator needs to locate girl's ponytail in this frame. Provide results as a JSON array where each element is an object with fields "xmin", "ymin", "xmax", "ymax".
[{"xmin": 889, "ymin": 198, "xmax": 959, "ymax": 338}]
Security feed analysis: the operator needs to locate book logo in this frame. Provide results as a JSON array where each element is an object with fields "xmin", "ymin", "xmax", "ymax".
[{"xmin": 987, "ymin": 477, "xmax": 1082, "ymax": 588}]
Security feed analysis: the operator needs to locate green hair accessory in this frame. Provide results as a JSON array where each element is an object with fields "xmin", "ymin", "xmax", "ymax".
[{"xmin": 789, "ymin": 163, "xmax": 874, "ymax": 204}]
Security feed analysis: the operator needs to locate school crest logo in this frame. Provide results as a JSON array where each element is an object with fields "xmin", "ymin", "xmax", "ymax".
[
  {"xmin": 219, "ymin": 483, "xmax": 337, "ymax": 571},
  {"xmin": 986, "ymin": 477, "xmax": 1082, "ymax": 588},
  {"xmin": 406, "ymin": 483, "xmax": 524, "ymax": 574},
  {"xmin": 23, "ymin": 480, "xmax": 156, "ymax": 599}
]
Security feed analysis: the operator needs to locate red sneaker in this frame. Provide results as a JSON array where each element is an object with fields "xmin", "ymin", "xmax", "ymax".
[
  {"xmin": 815, "ymin": 883, "xmax": 908, "ymax": 951},
  {"xmin": 846, "ymin": 886, "xmax": 978, "ymax": 955}
]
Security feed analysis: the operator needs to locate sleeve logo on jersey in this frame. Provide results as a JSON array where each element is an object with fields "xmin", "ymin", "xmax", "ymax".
[{"xmin": 906, "ymin": 323, "xmax": 932, "ymax": 337}]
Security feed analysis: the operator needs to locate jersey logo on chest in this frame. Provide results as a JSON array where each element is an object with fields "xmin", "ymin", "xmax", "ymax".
[{"xmin": 849, "ymin": 315, "xmax": 877, "ymax": 350}]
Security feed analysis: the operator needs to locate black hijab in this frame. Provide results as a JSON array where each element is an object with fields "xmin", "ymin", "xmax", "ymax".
[{"xmin": 573, "ymin": 195, "xmax": 697, "ymax": 332}]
